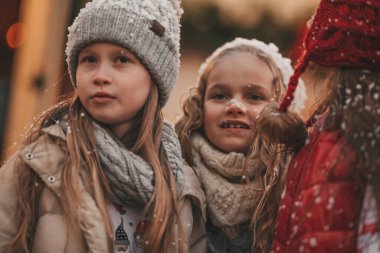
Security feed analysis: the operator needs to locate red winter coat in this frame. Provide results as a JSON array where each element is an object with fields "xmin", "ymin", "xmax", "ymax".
[{"xmin": 271, "ymin": 126, "xmax": 364, "ymax": 253}]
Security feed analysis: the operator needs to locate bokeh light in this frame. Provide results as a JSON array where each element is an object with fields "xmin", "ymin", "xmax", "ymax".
[{"xmin": 6, "ymin": 22, "xmax": 27, "ymax": 49}]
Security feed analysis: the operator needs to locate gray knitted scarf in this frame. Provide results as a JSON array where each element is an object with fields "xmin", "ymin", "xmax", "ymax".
[
  {"xmin": 93, "ymin": 122, "xmax": 185, "ymax": 207},
  {"xmin": 191, "ymin": 134, "xmax": 265, "ymax": 240}
]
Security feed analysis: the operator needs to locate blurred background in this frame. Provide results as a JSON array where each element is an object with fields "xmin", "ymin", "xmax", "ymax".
[{"xmin": 0, "ymin": 0, "xmax": 319, "ymax": 161}]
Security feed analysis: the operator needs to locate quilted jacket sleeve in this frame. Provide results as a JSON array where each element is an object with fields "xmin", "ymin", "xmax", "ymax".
[{"xmin": 0, "ymin": 153, "xmax": 22, "ymax": 252}]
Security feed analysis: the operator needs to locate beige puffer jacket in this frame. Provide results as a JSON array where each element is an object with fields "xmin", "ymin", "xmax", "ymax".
[{"xmin": 0, "ymin": 125, "xmax": 206, "ymax": 253}]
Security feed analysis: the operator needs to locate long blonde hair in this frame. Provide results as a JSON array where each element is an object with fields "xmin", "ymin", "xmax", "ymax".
[
  {"xmin": 6, "ymin": 84, "xmax": 185, "ymax": 253},
  {"xmin": 175, "ymin": 44, "xmax": 288, "ymax": 253}
]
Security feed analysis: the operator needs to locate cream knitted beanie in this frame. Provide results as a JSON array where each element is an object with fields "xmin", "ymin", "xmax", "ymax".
[{"xmin": 65, "ymin": 0, "xmax": 183, "ymax": 106}]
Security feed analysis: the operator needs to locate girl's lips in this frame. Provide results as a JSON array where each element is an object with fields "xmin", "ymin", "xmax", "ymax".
[
  {"xmin": 220, "ymin": 120, "xmax": 251, "ymax": 129},
  {"xmin": 90, "ymin": 92, "xmax": 116, "ymax": 103}
]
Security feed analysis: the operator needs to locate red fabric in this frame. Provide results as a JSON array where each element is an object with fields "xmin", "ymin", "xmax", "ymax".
[
  {"xmin": 279, "ymin": 53, "xmax": 309, "ymax": 111},
  {"xmin": 304, "ymin": 0, "xmax": 380, "ymax": 69},
  {"xmin": 271, "ymin": 126, "xmax": 364, "ymax": 253},
  {"xmin": 280, "ymin": 0, "xmax": 380, "ymax": 112}
]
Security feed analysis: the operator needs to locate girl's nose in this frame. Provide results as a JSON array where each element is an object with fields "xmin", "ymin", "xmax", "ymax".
[
  {"xmin": 93, "ymin": 64, "xmax": 112, "ymax": 85},
  {"xmin": 225, "ymin": 99, "xmax": 247, "ymax": 114}
]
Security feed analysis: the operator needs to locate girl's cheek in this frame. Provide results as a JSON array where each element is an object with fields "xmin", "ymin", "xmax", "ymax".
[
  {"xmin": 248, "ymin": 106, "xmax": 262, "ymax": 114},
  {"xmin": 247, "ymin": 104, "xmax": 267, "ymax": 121}
]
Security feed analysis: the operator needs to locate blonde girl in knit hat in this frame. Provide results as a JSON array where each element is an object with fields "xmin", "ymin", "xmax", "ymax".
[
  {"xmin": 0, "ymin": 0, "xmax": 206, "ymax": 253},
  {"xmin": 175, "ymin": 37, "xmax": 306, "ymax": 253}
]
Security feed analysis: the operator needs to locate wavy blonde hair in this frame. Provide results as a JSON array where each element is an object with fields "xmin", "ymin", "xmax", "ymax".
[
  {"xmin": 175, "ymin": 44, "xmax": 288, "ymax": 253},
  {"xmin": 6, "ymin": 84, "xmax": 185, "ymax": 253}
]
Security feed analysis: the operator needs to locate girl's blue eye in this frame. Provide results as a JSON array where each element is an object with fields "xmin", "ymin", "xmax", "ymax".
[
  {"xmin": 81, "ymin": 56, "xmax": 97, "ymax": 63},
  {"xmin": 115, "ymin": 56, "xmax": 129, "ymax": 64},
  {"xmin": 211, "ymin": 92, "xmax": 227, "ymax": 100},
  {"xmin": 212, "ymin": 92, "xmax": 227, "ymax": 100},
  {"xmin": 248, "ymin": 94, "xmax": 263, "ymax": 101}
]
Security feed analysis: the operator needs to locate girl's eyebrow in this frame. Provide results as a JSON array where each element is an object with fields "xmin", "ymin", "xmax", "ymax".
[
  {"xmin": 207, "ymin": 83, "xmax": 231, "ymax": 90},
  {"xmin": 117, "ymin": 48, "xmax": 137, "ymax": 58},
  {"xmin": 115, "ymin": 49, "xmax": 142, "ymax": 64},
  {"xmin": 78, "ymin": 47, "xmax": 137, "ymax": 58},
  {"xmin": 78, "ymin": 48, "xmax": 97, "ymax": 56},
  {"xmin": 245, "ymin": 83, "xmax": 269, "ymax": 92},
  {"xmin": 118, "ymin": 49, "xmax": 131, "ymax": 56},
  {"xmin": 207, "ymin": 83, "xmax": 272, "ymax": 95},
  {"xmin": 245, "ymin": 84, "xmax": 273, "ymax": 98}
]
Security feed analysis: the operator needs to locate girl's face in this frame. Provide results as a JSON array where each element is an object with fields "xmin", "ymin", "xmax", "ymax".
[
  {"xmin": 203, "ymin": 51, "xmax": 275, "ymax": 153},
  {"xmin": 76, "ymin": 43, "xmax": 151, "ymax": 138}
]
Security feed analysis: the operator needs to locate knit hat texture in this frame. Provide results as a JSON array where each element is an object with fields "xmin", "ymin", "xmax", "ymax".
[
  {"xmin": 198, "ymin": 37, "xmax": 307, "ymax": 113},
  {"xmin": 65, "ymin": 0, "xmax": 183, "ymax": 106},
  {"xmin": 280, "ymin": 0, "xmax": 380, "ymax": 112}
]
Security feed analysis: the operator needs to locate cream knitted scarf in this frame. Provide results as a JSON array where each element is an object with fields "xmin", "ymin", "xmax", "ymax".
[{"xmin": 191, "ymin": 134, "xmax": 265, "ymax": 240}]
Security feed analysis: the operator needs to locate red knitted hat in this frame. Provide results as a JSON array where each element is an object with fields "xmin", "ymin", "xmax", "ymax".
[{"xmin": 280, "ymin": 0, "xmax": 380, "ymax": 112}]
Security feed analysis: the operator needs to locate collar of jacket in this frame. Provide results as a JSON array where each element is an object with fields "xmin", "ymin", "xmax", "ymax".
[{"xmin": 19, "ymin": 124, "xmax": 67, "ymax": 197}]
